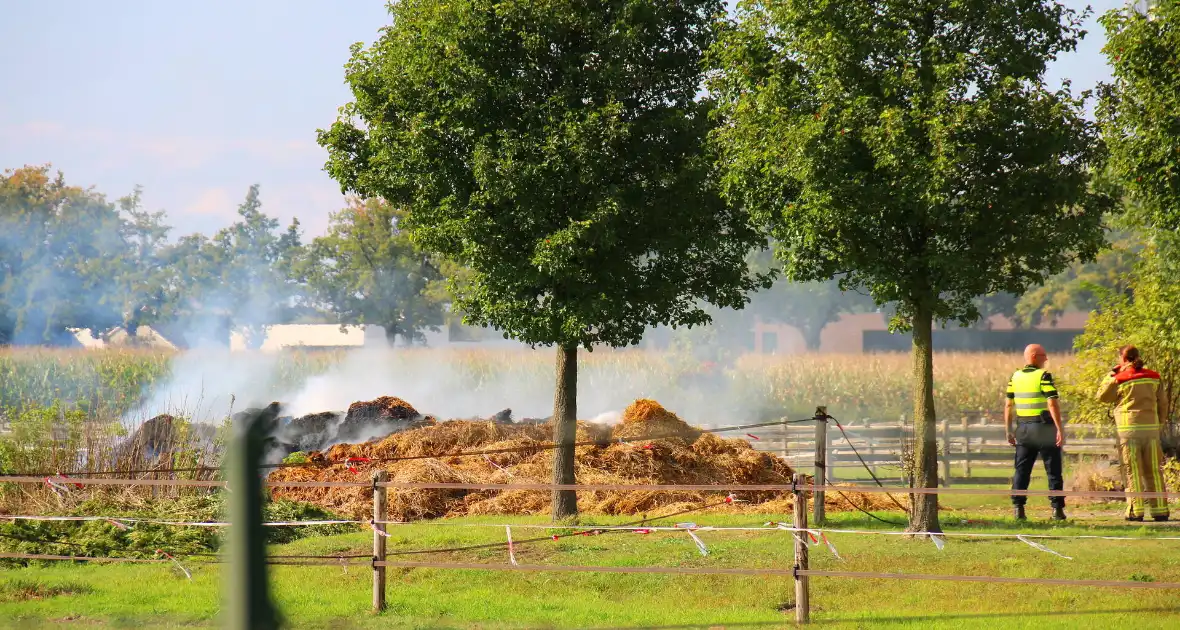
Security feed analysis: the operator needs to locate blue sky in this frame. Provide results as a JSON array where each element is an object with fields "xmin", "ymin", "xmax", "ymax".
[{"xmin": 0, "ymin": 0, "xmax": 1126, "ymax": 238}]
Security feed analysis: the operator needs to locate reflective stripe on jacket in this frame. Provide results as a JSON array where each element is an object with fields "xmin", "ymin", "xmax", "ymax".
[{"xmin": 1097, "ymin": 366, "xmax": 1168, "ymax": 437}]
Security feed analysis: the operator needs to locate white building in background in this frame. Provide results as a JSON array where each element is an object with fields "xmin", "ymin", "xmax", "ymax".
[
  {"xmin": 229, "ymin": 324, "xmax": 388, "ymax": 351},
  {"xmin": 65, "ymin": 326, "xmax": 178, "ymax": 350},
  {"xmin": 66, "ymin": 328, "xmax": 107, "ymax": 349}
]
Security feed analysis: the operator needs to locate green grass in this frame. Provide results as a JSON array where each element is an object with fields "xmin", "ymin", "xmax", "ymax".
[{"xmin": 2, "ymin": 505, "xmax": 1179, "ymax": 629}]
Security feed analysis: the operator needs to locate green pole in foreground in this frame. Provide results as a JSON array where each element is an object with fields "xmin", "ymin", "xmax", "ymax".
[{"xmin": 226, "ymin": 403, "xmax": 281, "ymax": 630}]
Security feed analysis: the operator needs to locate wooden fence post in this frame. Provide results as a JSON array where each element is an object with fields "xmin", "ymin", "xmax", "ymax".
[
  {"xmin": 813, "ymin": 407, "xmax": 827, "ymax": 526},
  {"xmin": 961, "ymin": 415, "xmax": 971, "ymax": 479},
  {"xmin": 793, "ymin": 473, "xmax": 810, "ymax": 625},
  {"xmin": 779, "ymin": 419, "xmax": 789, "ymax": 458},
  {"xmin": 940, "ymin": 419, "xmax": 951, "ymax": 487},
  {"xmin": 372, "ymin": 469, "xmax": 389, "ymax": 614}
]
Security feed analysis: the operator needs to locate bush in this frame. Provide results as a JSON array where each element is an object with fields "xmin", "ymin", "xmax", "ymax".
[
  {"xmin": 0, "ymin": 494, "xmax": 356, "ymax": 564},
  {"xmin": 1061, "ymin": 234, "xmax": 1180, "ymax": 445},
  {"xmin": 282, "ymin": 451, "xmax": 309, "ymax": 465}
]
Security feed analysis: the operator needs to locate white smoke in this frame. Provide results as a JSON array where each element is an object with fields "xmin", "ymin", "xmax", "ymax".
[{"xmin": 122, "ymin": 349, "xmax": 283, "ymax": 424}]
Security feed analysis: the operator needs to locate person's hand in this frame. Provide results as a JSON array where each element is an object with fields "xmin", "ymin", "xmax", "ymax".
[
  {"xmin": 1056, "ymin": 430, "xmax": 1065, "ymax": 448},
  {"xmin": 1007, "ymin": 433, "xmax": 1016, "ymax": 446}
]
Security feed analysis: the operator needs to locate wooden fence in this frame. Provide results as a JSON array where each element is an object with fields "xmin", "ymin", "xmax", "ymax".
[{"xmin": 727, "ymin": 412, "xmax": 1119, "ymax": 486}]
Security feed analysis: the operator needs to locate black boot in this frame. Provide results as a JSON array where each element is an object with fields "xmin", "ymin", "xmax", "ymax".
[
  {"xmin": 1014, "ymin": 505, "xmax": 1026, "ymax": 521},
  {"xmin": 1052, "ymin": 506, "xmax": 1066, "ymax": 521},
  {"xmin": 1153, "ymin": 515, "xmax": 1169, "ymax": 522},
  {"xmin": 1126, "ymin": 514, "xmax": 1143, "ymax": 522}
]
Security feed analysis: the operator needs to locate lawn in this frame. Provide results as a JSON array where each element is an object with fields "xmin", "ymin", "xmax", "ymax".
[{"xmin": 3, "ymin": 500, "xmax": 1179, "ymax": 630}]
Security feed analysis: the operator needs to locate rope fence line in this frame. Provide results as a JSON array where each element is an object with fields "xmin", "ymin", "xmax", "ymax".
[
  {"xmin": 7, "ymin": 511, "xmax": 1180, "ymax": 544},
  {"xmin": 365, "ymin": 560, "xmax": 1180, "ymax": 590},
  {"xmin": 796, "ymin": 570, "xmax": 1180, "ymax": 589},
  {"xmin": 12, "ymin": 417, "xmax": 822, "ymax": 479},
  {"xmin": 4, "ymin": 475, "xmax": 1180, "ymax": 499},
  {"xmin": 0, "ymin": 552, "xmax": 178, "ymax": 564},
  {"xmin": 8, "ymin": 550, "xmax": 1180, "ymax": 591}
]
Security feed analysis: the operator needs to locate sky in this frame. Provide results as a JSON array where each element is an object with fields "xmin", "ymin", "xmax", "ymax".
[{"xmin": 0, "ymin": 0, "xmax": 1127, "ymax": 239}]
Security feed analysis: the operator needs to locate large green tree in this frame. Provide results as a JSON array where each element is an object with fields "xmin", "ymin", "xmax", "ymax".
[
  {"xmin": 711, "ymin": 1, "xmax": 1110, "ymax": 532},
  {"xmin": 1099, "ymin": 1, "xmax": 1180, "ymax": 231},
  {"xmin": 0, "ymin": 165, "xmax": 130, "ymax": 344},
  {"xmin": 302, "ymin": 198, "xmax": 446, "ymax": 345},
  {"xmin": 319, "ymin": 0, "xmax": 768, "ymax": 519},
  {"xmin": 148, "ymin": 186, "xmax": 305, "ymax": 348}
]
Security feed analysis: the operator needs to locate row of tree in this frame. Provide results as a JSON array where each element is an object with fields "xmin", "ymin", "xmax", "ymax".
[
  {"xmin": 5, "ymin": 162, "xmax": 1097, "ymax": 352},
  {"xmin": 0, "ymin": 168, "xmax": 441, "ymax": 347},
  {"xmin": 313, "ymin": 0, "xmax": 1180, "ymax": 526},
  {"xmin": 0, "ymin": 165, "xmax": 872, "ymax": 349}
]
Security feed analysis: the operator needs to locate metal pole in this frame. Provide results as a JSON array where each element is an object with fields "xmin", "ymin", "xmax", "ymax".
[
  {"xmin": 813, "ymin": 407, "xmax": 827, "ymax": 525},
  {"xmin": 226, "ymin": 403, "xmax": 280, "ymax": 630},
  {"xmin": 793, "ymin": 473, "xmax": 810, "ymax": 624},
  {"xmin": 372, "ymin": 469, "xmax": 388, "ymax": 613}
]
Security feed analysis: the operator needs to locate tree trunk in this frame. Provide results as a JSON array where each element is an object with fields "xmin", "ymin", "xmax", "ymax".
[
  {"xmin": 907, "ymin": 304, "xmax": 942, "ymax": 533},
  {"xmin": 551, "ymin": 344, "xmax": 578, "ymax": 521}
]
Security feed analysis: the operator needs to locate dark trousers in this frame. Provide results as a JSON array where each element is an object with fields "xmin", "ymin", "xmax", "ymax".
[{"xmin": 1011, "ymin": 422, "xmax": 1064, "ymax": 508}]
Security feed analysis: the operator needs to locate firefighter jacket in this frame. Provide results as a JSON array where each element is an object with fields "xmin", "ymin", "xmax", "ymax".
[{"xmin": 1097, "ymin": 365, "xmax": 1169, "ymax": 439}]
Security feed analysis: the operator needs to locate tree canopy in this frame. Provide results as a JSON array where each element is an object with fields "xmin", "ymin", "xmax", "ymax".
[
  {"xmin": 318, "ymin": 0, "xmax": 769, "ymax": 518},
  {"xmin": 710, "ymin": 0, "xmax": 1111, "ymax": 531},
  {"xmin": 302, "ymin": 198, "xmax": 446, "ymax": 346},
  {"xmin": 2, "ymin": 165, "xmax": 443, "ymax": 349},
  {"xmin": 1099, "ymin": 1, "xmax": 1180, "ymax": 231}
]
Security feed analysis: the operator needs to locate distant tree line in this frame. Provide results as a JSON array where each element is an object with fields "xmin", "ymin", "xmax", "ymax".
[
  {"xmin": 0, "ymin": 165, "xmax": 452, "ymax": 348},
  {"xmin": 1, "ymin": 163, "xmax": 1125, "ymax": 350}
]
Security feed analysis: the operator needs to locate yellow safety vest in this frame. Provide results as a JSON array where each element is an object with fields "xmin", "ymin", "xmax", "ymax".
[{"xmin": 1008, "ymin": 367, "xmax": 1055, "ymax": 418}]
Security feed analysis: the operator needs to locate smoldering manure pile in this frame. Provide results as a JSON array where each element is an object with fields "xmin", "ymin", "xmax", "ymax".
[{"xmin": 266, "ymin": 398, "xmax": 901, "ymax": 520}]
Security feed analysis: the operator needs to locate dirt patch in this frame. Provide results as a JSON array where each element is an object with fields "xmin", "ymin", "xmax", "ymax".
[{"xmin": 269, "ymin": 399, "xmax": 903, "ymax": 520}]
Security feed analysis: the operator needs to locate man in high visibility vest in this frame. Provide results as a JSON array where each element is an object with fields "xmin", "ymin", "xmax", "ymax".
[{"xmin": 1005, "ymin": 344, "xmax": 1067, "ymax": 521}]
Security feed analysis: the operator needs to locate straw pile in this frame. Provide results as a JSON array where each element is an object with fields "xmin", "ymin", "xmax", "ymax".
[{"xmin": 268, "ymin": 398, "xmax": 904, "ymax": 520}]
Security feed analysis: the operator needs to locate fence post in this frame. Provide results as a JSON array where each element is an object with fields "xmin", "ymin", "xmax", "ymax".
[
  {"xmin": 779, "ymin": 418, "xmax": 789, "ymax": 458},
  {"xmin": 961, "ymin": 415, "xmax": 971, "ymax": 479},
  {"xmin": 226, "ymin": 404, "xmax": 279, "ymax": 630},
  {"xmin": 372, "ymin": 469, "xmax": 389, "ymax": 614},
  {"xmin": 940, "ymin": 419, "xmax": 951, "ymax": 487},
  {"xmin": 792, "ymin": 473, "xmax": 810, "ymax": 624},
  {"xmin": 813, "ymin": 407, "xmax": 827, "ymax": 526}
]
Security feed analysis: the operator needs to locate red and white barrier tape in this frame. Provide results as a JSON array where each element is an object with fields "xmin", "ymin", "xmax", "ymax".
[
  {"xmin": 686, "ymin": 530, "xmax": 709, "ymax": 556},
  {"xmin": 506, "ymin": 526, "xmax": 518, "ymax": 566},
  {"xmin": 155, "ymin": 549, "xmax": 192, "ymax": 580},
  {"xmin": 369, "ymin": 519, "xmax": 390, "ymax": 538},
  {"xmin": 1016, "ymin": 535, "xmax": 1072, "ymax": 560}
]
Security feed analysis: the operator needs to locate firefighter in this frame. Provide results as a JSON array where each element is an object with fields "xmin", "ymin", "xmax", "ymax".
[
  {"xmin": 1097, "ymin": 345, "xmax": 1170, "ymax": 522},
  {"xmin": 1005, "ymin": 344, "xmax": 1067, "ymax": 521}
]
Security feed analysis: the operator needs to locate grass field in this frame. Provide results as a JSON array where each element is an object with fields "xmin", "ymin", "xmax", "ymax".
[
  {"xmin": 3, "ymin": 502, "xmax": 1179, "ymax": 629},
  {"xmin": 2, "ymin": 349, "xmax": 1178, "ymax": 627}
]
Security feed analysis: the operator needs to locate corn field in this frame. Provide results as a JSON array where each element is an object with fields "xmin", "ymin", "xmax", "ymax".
[{"xmin": 0, "ymin": 347, "xmax": 1081, "ymax": 422}]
